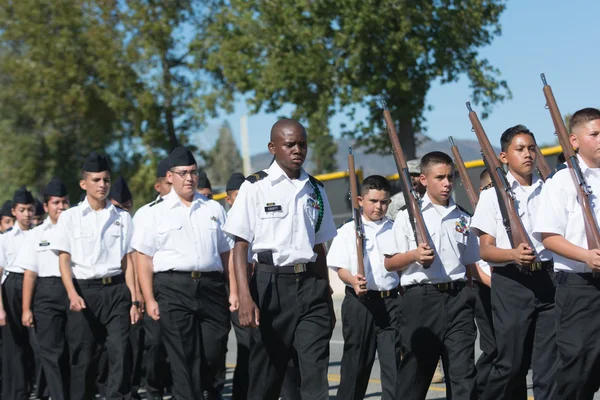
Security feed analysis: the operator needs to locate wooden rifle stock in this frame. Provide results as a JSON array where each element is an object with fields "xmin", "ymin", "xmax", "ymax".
[
  {"xmin": 466, "ymin": 102, "xmax": 534, "ymax": 255},
  {"xmin": 541, "ymin": 74, "xmax": 600, "ymax": 264},
  {"xmin": 535, "ymin": 145, "xmax": 551, "ymax": 181},
  {"xmin": 449, "ymin": 136, "xmax": 479, "ymax": 210},
  {"xmin": 348, "ymin": 146, "xmax": 366, "ymax": 280},
  {"xmin": 382, "ymin": 106, "xmax": 433, "ymax": 267}
]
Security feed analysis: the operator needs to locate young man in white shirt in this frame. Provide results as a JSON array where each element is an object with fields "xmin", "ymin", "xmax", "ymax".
[
  {"xmin": 133, "ymin": 147, "xmax": 234, "ymax": 400},
  {"xmin": 19, "ymin": 177, "xmax": 70, "ymax": 400},
  {"xmin": 327, "ymin": 175, "xmax": 399, "ymax": 400},
  {"xmin": 52, "ymin": 152, "xmax": 139, "ymax": 400},
  {"xmin": 533, "ymin": 107, "xmax": 600, "ymax": 399},
  {"xmin": 471, "ymin": 125, "xmax": 557, "ymax": 400},
  {"xmin": 0, "ymin": 187, "xmax": 36, "ymax": 400},
  {"xmin": 224, "ymin": 119, "xmax": 338, "ymax": 400},
  {"xmin": 384, "ymin": 151, "xmax": 479, "ymax": 400}
]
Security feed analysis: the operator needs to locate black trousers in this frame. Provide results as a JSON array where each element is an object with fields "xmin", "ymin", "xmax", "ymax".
[
  {"xmin": 481, "ymin": 266, "xmax": 557, "ymax": 400},
  {"xmin": 280, "ymin": 350, "xmax": 302, "ymax": 400},
  {"xmin": 231, "ymin": 310, "xmax": 253, "ymax": 400},
  {"xmin": 472, "ymin": 281, "xmax": 497, "ymax": 398},
  {"xmin": 396, "ymin": 283, "xmax": 476, "ymax": 400},
  {"xmin": 554, "ymin": 272, "xmax": 600, "ymax": 400},
  {"xmin": 337, "ymin": 288, "xmax": 401, "ymax": 400},
  {"xmin": 248, "ymin": 266, "xmax": 333, "ymax": 400},
  {"xmin": 67, "ymin": 278, "xmax": 132, "ymax": 400},
  {"xmin": 33, "ymin": 277, "xmax": 69, "ymax": 400},
  {"xmin": 141, "ymin": 312, "xmax": 170, "ymax": 398},
  {"xmin": 129, "ymin": 320, "xmax": 143, "ymax": 397},
  {"xmin": 155, "ymin": 271, "xmax": 230, "ymax": 400},
  {"xmin": 1, "ymin": 272, "xmax": 33, "ymax": 400}
]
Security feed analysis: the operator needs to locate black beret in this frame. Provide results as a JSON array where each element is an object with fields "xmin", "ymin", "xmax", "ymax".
[
  {"xmin": 34, "ymin": 199, "xmax": 44, "ymax": 216},
  {"xmin": 0, "ymin": 201, "xmax": 12, "ymax": 217},
  {"xmin": 13, "ymin": 186, "xmax": 35, "ymax": 205},
  {"xmin": 157, "ymin": 157, "xmax": 170, "ymax": 178},
  {"xmin": 43, "ymin": 176, "xmax": 68, "ymax": 198},
  {"xmin": 226, "ymin": 172, "xmax": 245, "ymax": 192},
  {"xmin": 197, "ymin": 171, "xmax": 211, "ymax": 189},
  {"xmin": 168, "ymin": 147, "xmax": 196, "ymax": 169},
  {"xmin": 109, "ymin": 176, "xmax": 132, "ymax": 204},
  {"xmin": 82, "ymin": 151, "xmax": 111, "ymax": 173}
]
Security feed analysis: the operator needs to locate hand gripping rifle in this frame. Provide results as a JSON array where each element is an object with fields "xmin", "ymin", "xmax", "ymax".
[
  {"xmin": 348, "ymin": 146, "xmax": 367, "ymax": 288},
  {"xmin": 382, "ymin": 104, "xmax": 433, "ymax": 267},
  {"xmin": 466, "ymin": 102, "xmax": 538, "ymax": 270},
  {"xmin": 449, "ymin": 136, "xmax": 479, "ymax": 209},
  {"xmin": 541, "ymin": 73, "xmax": 600, "ymax": 276}
]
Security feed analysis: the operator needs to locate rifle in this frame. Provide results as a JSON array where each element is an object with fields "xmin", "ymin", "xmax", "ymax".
[
  {"xmin": 382, "ymin": 105, "xmax": 433, "ymax": 267},
  {"xmin": 535, "ymin": 145, "xmax": 551, "ymax": 181},
  {"xmin": 541, "ymin": 73, "xmax": 600, "ymax": 275},
  {"xmin": 449, "ymin": 136, "xmax": 479, "ymax": 210},
  {"xmin": 348, "ymin": 146, "xmax": 366, "ymax": 284},
  {"xmin": 466, "ymin": 102, "xmax": 537, "ymax": 266}
]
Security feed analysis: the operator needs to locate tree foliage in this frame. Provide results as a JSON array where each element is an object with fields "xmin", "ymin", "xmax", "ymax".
[
  {"xmin": 204, "ymin": 121, "xmax": 243, "ymax": 185},
  {"xmin": 198, "ymin": 0, "xmax": 511, "ymax": 160}
]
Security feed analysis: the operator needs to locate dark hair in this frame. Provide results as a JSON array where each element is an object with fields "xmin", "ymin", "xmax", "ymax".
[
  {"xmin": 500, "ymin": 124, "xmax": 536, "ymax": 152},
  {"xmin": 569, "ymin": 108, "xmax": 600, "ymax": 133},
  {"xmin": 556, "ymin": 152, "xmax": 566, "ymax": 164},
  {"xmin": 480, "ymin": 168, "xmax": 490, "ymax": 181},
  {"xmin": 360, "ymin": 175, "xmax": 391, "ymax": 196},
  {"xmin": 420, "ymin": 151, "xmax": 453, "ymax": 173}
]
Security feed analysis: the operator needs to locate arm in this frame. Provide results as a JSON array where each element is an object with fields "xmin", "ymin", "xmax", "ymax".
[
  {"xmin": 234, "ymin": 237, "xmax": 259, "ymax": 328},
  {"xmin": 384, "ymin": 243, "xmax": 434, "ymax": 272},
  {"xmin": 313, "ymin": 243, "xmax": 330, "ymax": 284},
  {"xmin": 225, "ymin": 250, "xmax": 239, "ymax": 312},
  {"xmin": 0, "ymin": 267, "xmax": 4, "ymax": 326},
  {"xmin": 122, "ymin": 253, "xmax": 140, "ymax": 324},
  {"xmin": 470, "ymin": 262, "xmax": 491, "ymax": 287},
  {"xmin": 542, "ymin": 233, "xmax": 600, "ymax": 270},
  {"xmin": 133, "ymin": 252, "xmax": 145, "ymax": 313},
  {"xmin": 136, "ymin": 252, "xmax": 159, "ymax": 320},
  {"xmin": 22, "ymin": 270, "xmax": 37, "ymax": 327},
  {"xmin": 479, "ymin": 232, "xmax": 535, "ymax": 266},
  {"xmin": 59, "ymin": 251, "xmax": 86, "ymax": 311},
  {"xmin": 337, "ymin": 268, "xmax": 367, "ymax": 296}
]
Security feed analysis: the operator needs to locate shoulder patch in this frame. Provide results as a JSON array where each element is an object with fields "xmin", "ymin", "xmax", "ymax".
[
  {"xmin": 546, "ymin": 162, "xmax": 567, "ymax": 180},
  {"xmin": 245, "ymin": 171, "xmax": 268, "ymax": 184},
  {"xmin": 456, "ymin": 204, "xmax": 473, "ymax": 217},
  {"xmin": 5, "ymin": 227, "xmax": 12, "ymax": 233},
  {"xmin": 150, "ymin": 198, "xmax": 164, "ymax": 207},
  {"xmin": 309, "ymin": 175, "xmax": 324, "ymax": 187}
]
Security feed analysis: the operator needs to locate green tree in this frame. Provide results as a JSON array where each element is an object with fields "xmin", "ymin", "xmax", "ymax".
[
  {"xmin": 197, "ymin": 0, "xmax": 511, "ymax": 159},
  {"xmin": 204, "ymin": 121, "xmax": 243, "ymax": 185}
]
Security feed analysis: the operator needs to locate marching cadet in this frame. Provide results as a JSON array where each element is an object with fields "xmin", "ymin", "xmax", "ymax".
[
  {"xmin": 471, "ymin": 125, "xmax": 557, "ymax": 400},
  {"xmin": 132, "ymin": 147, "xmax": 234, "ymax": 400},
  {"xmin": 110, "ymin": 176, "xmax": 133, "ymax": 211},
  {"xmin": 224, "ymin": 118, "xmax": 338, "ymax": 400},
  {"xmin": 33, "ymin": 199, "xmax": 45, "ymax": 226},
  {"xmin": 533, "ymin": 107, "xmax": 600, "ymax": 399},
  {"xmin": 132, "ymin": 157, "xmax": 172, "ymax": 400},
  {"xmin": 51, "ymin": 151, "xmax": 140, "ymax": 399},
  {"xmin": 0, "ymin": 200, "xmax": 15, "ymax": 233},
  {"xmin": 327, "ymin": 175, "xmax": 400, "ymax": 400},
  {"xmin": 19, "ymin": 177, "xmax": 70, "ymax": 400},
  {"xmin": 198, "ymin": 170, "xmax": 214, "ymax": 199},
  {"xmin": 383, "ymin": 151, "xmax": 479, "ymax": 400},
  {"xmin": 0, "ymin": 187, "xmax": 36, "ymax": 400}
]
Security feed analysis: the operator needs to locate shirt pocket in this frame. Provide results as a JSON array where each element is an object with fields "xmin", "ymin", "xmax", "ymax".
[
  {"xmin": 157, "ymin": 221, "xmax": 183, "ymax": 248},
  {"xmin": 257, "ymin": 204, "xmax": 289, "ymax": 244}
]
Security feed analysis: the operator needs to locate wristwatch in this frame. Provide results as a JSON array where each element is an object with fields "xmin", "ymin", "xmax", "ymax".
[{"xmin": 132, "ymin": 301, "xmax": 140, "ymax": 308}]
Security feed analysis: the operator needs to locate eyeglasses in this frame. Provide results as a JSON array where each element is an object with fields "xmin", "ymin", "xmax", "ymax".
[{"xmin": 171, "ymin": 169, "xmax": 199, "ymax": 179}]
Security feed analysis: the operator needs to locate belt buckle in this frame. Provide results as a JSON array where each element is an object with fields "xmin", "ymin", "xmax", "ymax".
[
  {"xmin": 380, "ymin": 290, "xmax": 390, "ymax": 299},
  {"xmin": 293, "ymin": 264, "xmax": 306, "ymax": 274},
  {"xmin": 530, "ymin": 262, "xmax": 542, "ymax": 272},
  {"xmin": 437, "ymin": 282, "xmax": 449, "ymax": 292},
  {"xmin": 191, "ymin": 271, "xmax": 201, "ymax": 279},
  {"xmin": 102, "ymin": 277, "xmax": 112, "ymax": 285}
]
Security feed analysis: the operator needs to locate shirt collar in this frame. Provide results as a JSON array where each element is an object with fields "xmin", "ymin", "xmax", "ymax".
[
  {"xmin": 362, "ymin": 215, "xmax": 393, "ymax": 233},
  {"xmin": 421, "ymin": 192, "xmax": 457, "ymax": 212},
  {"xmin": 164, "ymin": 187, "xmax": 206, "ymax": 209},
  {"xmin": 576, "ymin": 153, "xmax": 600, "ymax": 177},
  {"xmin": 40, "ymin": 217, "xmax": 54, "ymax": 231},
  {"xmin": 79, "ymin": 196, "xmax": 115, "ymax": 217},
  {"xmin": 506, "ymin": 170, "xmax": 543, "ymax": 191},
  {"xmin": 266, "ymin": 161, "xmax": 309, "ymax": 186}
]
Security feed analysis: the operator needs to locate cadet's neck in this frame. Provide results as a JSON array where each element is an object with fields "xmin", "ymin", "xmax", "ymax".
[
  {"xmin": 509, "ymin": 170, "xmax": 533, "ymax": 186},
  {"xmin": 276, "ymin": 160, "xmax": 301, "ymax": 180},
  {"xmin": 178, "ymin": 194, "xmax": 194, "ymax": 208},
  {"xmin": 18, "ymin": 221, "xmax": 30, "ymax": 231},
  {"xmin": 87, "ymin": 196, "xmax": 106, "ymax": 211}
]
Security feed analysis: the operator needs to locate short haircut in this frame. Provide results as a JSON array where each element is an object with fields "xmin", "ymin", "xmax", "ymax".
[
  {"xmin": 569, "ymin": 108, "xmax": 600, "ymax": 133},
  {"xmin": 500, "ymin": 124, "xmax": 536, "ymax": 152},
  {"xmin": 420, "ymin": 151, "xmax": 453, "ymax": 173},
  {"xmin": 360, "ymin": 175, "xmax": 391, "ymax": 196},
  {"xmin": 480, "ymin": 168, "xmax": 490, "ymax": 182}
]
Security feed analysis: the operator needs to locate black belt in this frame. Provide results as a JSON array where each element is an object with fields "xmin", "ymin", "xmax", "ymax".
[
  {"xmin": 155, "ymin": 270, "xmax": 222, "ymax": 279},
  {"xmin": 505, "ymin": 260, "xmax": 553, "ymax": 273},
  {"xmin": 404, "ymin": 280, "xmax": 467, "ymax": 292},
  {"xmin": 557, "ymin": 271, "xmax": 600, "ymax": 285},
  {"xmin": 345, "ymin": 286, "xmax": 397, "ymax": 299},
  {"xmin": 255, "ymin": 263, "xmax": 315, "ymax": 275},
  {"xmin": 37, "ymin": 276, "xmax": 64, "ymax": 284},
  {"xmin": 76, "ymin": 274, "xmax": 125, "ymax": 286}
]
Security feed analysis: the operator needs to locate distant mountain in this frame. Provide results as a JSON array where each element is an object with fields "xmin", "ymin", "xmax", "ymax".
[{"xmin": 250, "ymin": 134, "xmax": 497, "ymax": 176}]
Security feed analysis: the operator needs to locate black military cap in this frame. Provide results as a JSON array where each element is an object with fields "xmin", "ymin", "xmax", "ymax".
[
  {"xmin": 168, "ymin": 147, "xmax": 196, "ymax": 169},
  {"xmin": 43, "ymin": 176, "xmax": 68, "ymax": 198},
  {"xmin": 197, "ymin": 171, "xmax": 211, "ymax": 190},
  {"xmin": 0, "ymin": 201, "xmax": 12, "ymax": 217},
  {"xmin": 34, "ymin": 199, "xmax": 44, "ymax": 216},
  {"xmin": 109, "ymin": 176, "xmax": 132, "ymax": 204},
  {"xmin": 82, "ymin": 151, "xmax": 111, "ymax": 173},
  {"xmin": 226, "ymin": 172, "xmax": 245, "ymax": 192},
  {"xmin": 157, "ymin": 157, "xmax": 170, "ymax": 178},
  {"xmin": 13, "ymin": 186, "xmax": 35, "ymax": 205}
]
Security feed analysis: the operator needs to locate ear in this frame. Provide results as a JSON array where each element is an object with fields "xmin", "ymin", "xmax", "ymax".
[
  {"xmin": 570, "ymin": 133, "xmax": 579, "ymax": 151},
  {"xmin": 419, "ymin": 173, "xmax": 427, "ymax": 188},
  {"xmin": 499, "ymin": 151, "xmax": 508, "ymax": 165},
  {"xmin": 225, "ymin": 196, "xmax": 232, "ymax": 205},
  {"xmin": 268, "ymin": 141, "xmax": 275, "ymax": 155},
  {"xmin": 166, "ymin": 171, "xmax": 174, "ymax": 184},
  {"xmin": 154, "ymin": 181, "xmax": 161, "ymax": 193},
  {"xmin": 43, "ymin": 202, "xmax": 49, "ymax": 214},
  {"xmin": 357, "ymin": 196, "xmax": 364, "ymax": 208},
  {"xmin": 11, "ymin": 208, "xmax": 16, "ymax": 217},
  {"xmin": 79, "ymin": 180, "xmax": 87, "ymax": 191}
]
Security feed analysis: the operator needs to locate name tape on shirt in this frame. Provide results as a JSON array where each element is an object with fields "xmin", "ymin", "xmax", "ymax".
[
  {"xmin": 264, "ymin": 202, "xmax": 282, "ymax": 213},
  {"xmin": 39, "ymin": 240, "xmax": 50, "ymax": 247}
]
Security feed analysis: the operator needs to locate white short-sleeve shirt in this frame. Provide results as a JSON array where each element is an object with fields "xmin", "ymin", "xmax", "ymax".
[
  {"xmin": 223, "ymin": 161, "xmax": 337, "ymax": 266},
  {"xmin": 471, "ymin": 172, "xmax": 551, "ymax": 267},
  {"xmin": 50, "ymin": 197, "xmax": 133, "ymax": 279},
  {"xmin": 15, "ymin": 218, "xmax": 61, "ymax": 277},
  {"xmin": 327, "ymin": 216, "xmax": 399, "ymax": 291},
  {"xmin": 533, "ymin": 155, "xmax": 600, "ymax": 273},
  {"xmin": 381, "ymin": 193, "xmax": 479, "ymax": 286},
  {"xmin": 1, "ymin": 224, "xmax": 31, "ymax": 274},
  {"xmin": 131, "ymin": 189, "xmax": 233, "ymax": 272}
]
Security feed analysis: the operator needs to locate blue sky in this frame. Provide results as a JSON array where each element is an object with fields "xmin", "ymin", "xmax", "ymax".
[{"xmin": 201, "ymin": 0, "xmax": 600, "ymax": 160}]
